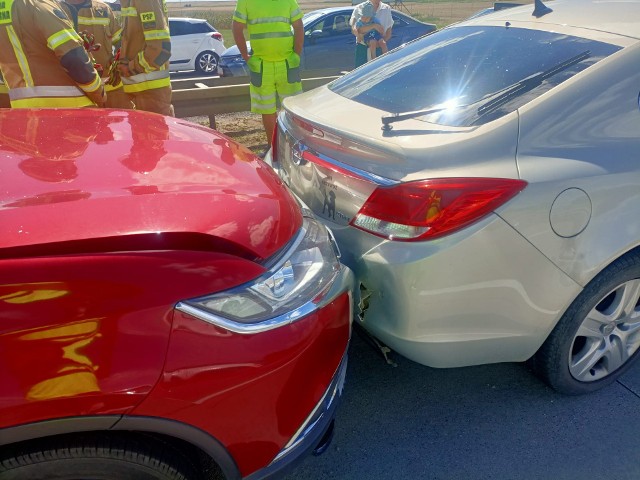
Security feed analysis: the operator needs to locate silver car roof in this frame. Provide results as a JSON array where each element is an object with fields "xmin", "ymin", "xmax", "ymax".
[{"xmin": 462, "ymin": 0, "xmax": 640, "ymax": 41}]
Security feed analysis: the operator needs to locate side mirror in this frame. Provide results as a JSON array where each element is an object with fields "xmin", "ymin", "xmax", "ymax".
[{"xmin": 306, "ymin": 30, "xmax": 323, "ymax": 44}]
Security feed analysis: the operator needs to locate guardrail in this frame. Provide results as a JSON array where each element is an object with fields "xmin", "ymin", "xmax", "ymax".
[{"xmin": 171, "ymin": 69, "xmax": 343, "ymax": 128}]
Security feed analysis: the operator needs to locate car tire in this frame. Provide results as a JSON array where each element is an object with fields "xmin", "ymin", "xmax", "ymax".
[
  {"xmin": 533, "ymin": 252, "xmax": 640, "ymax": 395},
  {"xmin": 0, "ymin": 432, "xmax": 200, "ymax": 480},
  {"xmin": 195, "ymin": 51, "xmax": 220, "ymax": 75}
]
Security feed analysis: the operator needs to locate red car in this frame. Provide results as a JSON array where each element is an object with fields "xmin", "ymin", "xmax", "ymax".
[{"xmin": 0, "ymin": 108, "xmax": 353, "ymax": 480}]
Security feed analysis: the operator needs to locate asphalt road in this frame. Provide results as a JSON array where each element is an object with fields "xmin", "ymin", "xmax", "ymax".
[{"xmin": 284, "ymin": 326, "xmax": 640, "ymax": 480}]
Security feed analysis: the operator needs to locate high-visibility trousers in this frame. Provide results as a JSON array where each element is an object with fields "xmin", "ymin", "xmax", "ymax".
[{"xmin": 247, "ymin": 54, "xmax": 302, "ymax": 115}]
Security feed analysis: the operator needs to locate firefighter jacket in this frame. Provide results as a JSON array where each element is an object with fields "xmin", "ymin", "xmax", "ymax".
[
  {"xmin": 0, "ymin": 0, "xmax": 104, "ymax": 108},
  {"xmin": 61, "ymin": 0, "xmax": 123, "ymax": 92},
  {"xmin": 119, "ymin": 0, "xmax": 171, "ymax": 93},
  {"xmin": 0, "ymin": 70, "xmax": 9, "ymax": 108}
]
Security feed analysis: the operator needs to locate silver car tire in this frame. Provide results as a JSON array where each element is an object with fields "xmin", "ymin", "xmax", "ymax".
[
  {"xmin": 533, "ymin": 253, "xmax": 640, "ymax": 395},
  {"xmin": 195, "ymin": 51, "xmax": 220, "ymax": 75}
]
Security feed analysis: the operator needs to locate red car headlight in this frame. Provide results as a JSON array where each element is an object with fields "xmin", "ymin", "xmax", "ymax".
[{"xmin": 176, "ymin": 217, "xmax": 341, "ymax": 333}]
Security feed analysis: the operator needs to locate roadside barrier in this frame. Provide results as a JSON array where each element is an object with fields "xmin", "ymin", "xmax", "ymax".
[{"xmin": 171, "ymin": 68, "xmax": 343, "ymax": 128}]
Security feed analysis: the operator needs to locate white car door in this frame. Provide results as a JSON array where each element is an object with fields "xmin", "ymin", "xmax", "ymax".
[{"xmin": 169, "ymin": 20, "xmax": 202, "ymax": 71}]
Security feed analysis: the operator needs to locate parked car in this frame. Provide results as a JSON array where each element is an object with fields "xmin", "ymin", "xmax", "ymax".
[
  {"xmin": 218, "ymin": 6, "xmax": 436, "ymax": 77},
  {"xmin": 267, "ymin": 0, "xmax": 640, "ymax": 395},
  {"xmin": 169, "ymin": 17, "xmax": 225, "ymax": 75},
  {"xmin": 0, "ymin": 108, "xmax": 354, "ymax": 479}
]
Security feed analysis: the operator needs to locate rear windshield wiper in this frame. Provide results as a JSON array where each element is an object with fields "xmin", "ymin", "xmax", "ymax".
[
  {"xmin": 380, "ymin": 50, "xmax": 590, "ymax": 131},
  {"xmin": 381, "ymin": 106, "xmax": 451, "ymax": 131},
  {"xmin": 476, "ymin": 50, "xmax": 590, "ymax": 119}
]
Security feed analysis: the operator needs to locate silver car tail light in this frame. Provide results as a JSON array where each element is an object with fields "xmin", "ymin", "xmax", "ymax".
[{"xmin": 351, "ymin": 178, "xmax": 527, "ymax": 241}]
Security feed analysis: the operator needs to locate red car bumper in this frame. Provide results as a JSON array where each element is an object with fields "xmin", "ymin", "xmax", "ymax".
[{"xmin": 125, "ymin": 266, "xmax": 354, "ymax": 479}]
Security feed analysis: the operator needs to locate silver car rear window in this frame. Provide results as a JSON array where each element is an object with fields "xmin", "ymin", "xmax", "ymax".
[{"xmin": 329, "ymin": 26, "xmax": 620, "ymax": 127}]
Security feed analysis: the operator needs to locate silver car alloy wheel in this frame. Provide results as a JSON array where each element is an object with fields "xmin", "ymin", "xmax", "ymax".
[
  {"xmin": 196, "ymin": 52, "xmax": 219, "ymax": 74},
  {"xmin": 569, "ymin": 279, "xmax": 640, "ymax": 382}
]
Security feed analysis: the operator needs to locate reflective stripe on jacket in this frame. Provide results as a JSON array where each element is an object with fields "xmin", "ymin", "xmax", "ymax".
[
  {"xmin": 120, "ymin": 69, "xmax": 169, "ymax": 92},
  {"xmin": 9, "ymin": 85, "xmax": 95, "ymax": 108},
  {"xmin": 0, "ymin": 0, "xmax": 102, "ymax": 108},
  {"xmin": 119, "ymin": 0, "xmax": 171, "ymax": 92}
]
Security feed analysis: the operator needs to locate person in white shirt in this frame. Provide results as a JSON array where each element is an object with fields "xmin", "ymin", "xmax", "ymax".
[{"xmin": 350, "ymin": 0, "xmax": 393, "ymax": 67}]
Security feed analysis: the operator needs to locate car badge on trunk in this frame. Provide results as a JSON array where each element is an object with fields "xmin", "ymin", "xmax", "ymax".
[{"xmin": 291, "ymin": 140, "xmax": 306, "ymax": 166}]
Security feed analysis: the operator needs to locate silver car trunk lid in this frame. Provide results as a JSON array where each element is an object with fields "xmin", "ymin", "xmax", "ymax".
[{"xmin": 276, "ymin": 86, "xmax": 520, "ymax": 226}]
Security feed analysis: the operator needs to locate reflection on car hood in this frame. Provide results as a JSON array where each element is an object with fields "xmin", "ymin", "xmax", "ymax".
[{"xmin": 0, "ymin": 109, "xmax": 301, "ymax": 260}]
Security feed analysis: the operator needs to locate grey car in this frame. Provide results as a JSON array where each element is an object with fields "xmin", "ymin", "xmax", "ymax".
[
  {"xmin": 218, "ymin": 6, "xmax": 436, "ymax": 77},
  {"xmin": 267, "ymin": 0, "xmax": 640, "ymax": 395}
]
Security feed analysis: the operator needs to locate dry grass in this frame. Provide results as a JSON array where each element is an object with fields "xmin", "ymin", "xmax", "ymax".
[{"xmin": 215, "ymin": 112, "xmax": 270, "ymax": 155}]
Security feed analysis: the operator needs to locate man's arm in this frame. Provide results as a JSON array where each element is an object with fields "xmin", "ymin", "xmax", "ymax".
[
  {"xmin": 108, "ymin": 4, "xmax": 123, "ymax": 48},
  {"xmin": 350, "ymin": 3, "xmax": 362, "ymax": 37},
  {"xmin": 292, "ymin": 18, "xmax": 303, "ymax": 56},
  {"xmin": 232, "ymin": 21, "xmax": 249, "ymax": 61},
  {"xmin": 358, "ymin": 22, "xmax": 383, "ymax": 35},
  {"xmin": 378, "ymin": 7, "xmax": 394, "ymax": 41},
  {"xmin": 382, "ymin": 15, "xmax": 393, "ymax": 41},
  {"xmin": 37, "ymin": 1, "xmax": 105, "ymax": 105},
  {"xmin": 231, "ymin": 0, "xmax": 249, "ymax": 61}
]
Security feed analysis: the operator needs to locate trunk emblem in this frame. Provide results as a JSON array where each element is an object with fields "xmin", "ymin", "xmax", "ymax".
[{"xmin": 291, "ymin": 140, "xmax": 306, "ymax": 166}]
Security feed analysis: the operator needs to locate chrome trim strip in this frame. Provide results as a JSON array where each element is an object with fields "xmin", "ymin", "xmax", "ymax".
[
  {"xmin": 175, "ymin": 299, "xmax": 318, "ymax": 335},
  {"xmin": 175, "ymin": 266, "xmax": 351, "ymax": 335},
  {"xmin": 272, "ymin": 355, "xmax": 348, "ymax": 462},
  {"xmin": 302, "ymin": 143, "xmax": 397, "ymax": 187},
  {"xmin": 280, "ymin": 115, "xmax": 398, "ymax": 187}
]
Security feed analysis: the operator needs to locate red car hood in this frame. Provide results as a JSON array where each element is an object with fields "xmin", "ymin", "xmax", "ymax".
[{"xmin": 0, "ymin": 109, "xmax": 301, "ymax": 261}]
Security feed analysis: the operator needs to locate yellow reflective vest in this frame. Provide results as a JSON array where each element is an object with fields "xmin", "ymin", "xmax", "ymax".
[{"xmin": 232, "ymin": 0, "xmax": 303, "ymax": 62}]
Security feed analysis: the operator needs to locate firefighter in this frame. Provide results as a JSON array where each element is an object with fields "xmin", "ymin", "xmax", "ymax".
[
  {"xmin": 61, "ymin": 0, "xmax": 134, "ymax": 109},
  {"xmin": 0, "ymin": 71, "xmax": 9, "ymax": 108},
  {"xmin": 118, "ymin": 0, "xmax": 173, "ymax": 116},
  {"xmin": 0, "ymin": 0, "xmax": 105, "ymax": 108}
]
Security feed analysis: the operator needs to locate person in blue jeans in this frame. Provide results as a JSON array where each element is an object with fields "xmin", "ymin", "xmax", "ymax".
[{"xmin": 355, "ymin": 2, "xmax": 388, "ymax": 61}]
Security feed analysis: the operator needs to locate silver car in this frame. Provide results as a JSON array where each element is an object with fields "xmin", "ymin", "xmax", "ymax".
[{"xmin": 268, "ymin": 0, "xmax": 640, "ymax": 395}]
